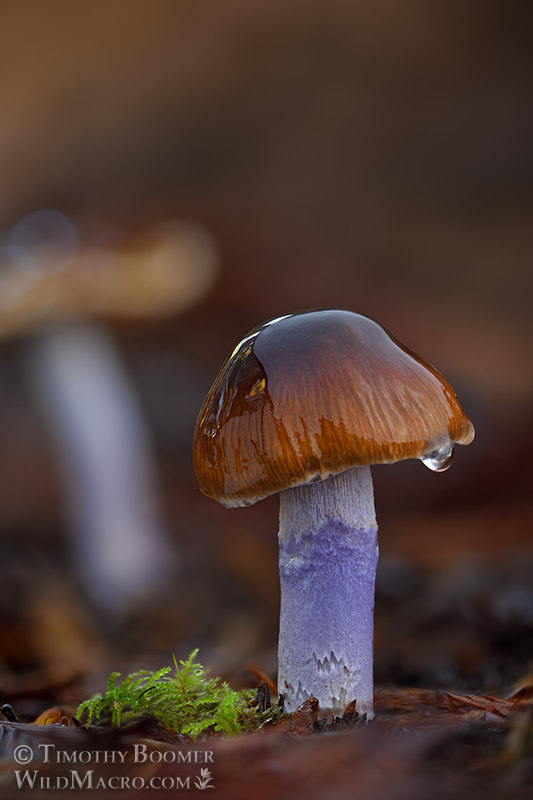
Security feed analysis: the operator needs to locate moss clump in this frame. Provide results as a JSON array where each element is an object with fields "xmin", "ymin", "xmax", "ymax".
[{"xmin": 76, "ymin": 650, "xmax": 262, "ymax": 737}]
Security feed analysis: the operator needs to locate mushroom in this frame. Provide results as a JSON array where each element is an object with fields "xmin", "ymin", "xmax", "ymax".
[
  {"xmin": 193, "ymin": 309, "xmax": 474, "ymax": 717},
  {"xmin": 0, "ymin": 211, "xmax": 218, "ymax": 613}
]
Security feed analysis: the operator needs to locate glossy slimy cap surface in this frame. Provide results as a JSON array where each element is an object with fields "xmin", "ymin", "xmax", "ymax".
[{"xmin": 193, "ymin": 310, "xmax": 474, "ymax": 507}]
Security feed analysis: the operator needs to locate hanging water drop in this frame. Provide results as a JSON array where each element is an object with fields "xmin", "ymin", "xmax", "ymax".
[{"xmin": 420, "ymin": 441, "xmax": 455, "ymax": 472}]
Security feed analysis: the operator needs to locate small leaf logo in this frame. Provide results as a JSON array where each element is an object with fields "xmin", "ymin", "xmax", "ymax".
[{"xmin": 194, "ymin": 768, "xmax": 215, "ymax": 790}]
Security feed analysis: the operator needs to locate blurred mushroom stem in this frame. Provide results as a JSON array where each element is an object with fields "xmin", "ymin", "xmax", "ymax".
[
  {"xmin": 277, "ymin": 466, "xmax": 378, "ymax": 717},
  {"xmin": 28, "ymin": 321, "xmax": 175, "ymax": 615}
]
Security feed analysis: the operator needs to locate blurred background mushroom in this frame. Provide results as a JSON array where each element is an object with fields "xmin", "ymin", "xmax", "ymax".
[
  {"xmin": 0, "ymin": 0, "xmax": 531, "ymax": 705},
  {"xmin": 0, "ymin": 210, "xmax": 217, "ymax": 616}
]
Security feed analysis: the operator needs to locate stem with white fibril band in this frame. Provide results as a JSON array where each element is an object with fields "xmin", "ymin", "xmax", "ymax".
[{"xmin": 277, "ymin": 466, "xmax": 378, "ymax": 717}]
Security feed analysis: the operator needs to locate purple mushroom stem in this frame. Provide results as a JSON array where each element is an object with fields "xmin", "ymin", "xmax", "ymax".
[{"xmin": 277, "ymin": 466, "xmax": 378, "ymax": 717}]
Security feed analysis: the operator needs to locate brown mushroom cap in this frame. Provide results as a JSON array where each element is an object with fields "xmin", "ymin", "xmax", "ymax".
[{"xmin": 193, "ymin": 309, "xmax": 474, "ymax": 508}]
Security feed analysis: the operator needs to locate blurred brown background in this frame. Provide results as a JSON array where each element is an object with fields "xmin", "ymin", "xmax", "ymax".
[{"xmin": 0, "ymin": 0, "xmax": 532, "ymax": 709}]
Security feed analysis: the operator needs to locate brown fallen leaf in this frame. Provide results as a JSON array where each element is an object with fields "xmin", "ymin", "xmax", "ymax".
[
  {"xmin": 274, "ymin": 697, "xmax": 320, "ymax": 736},
  {"xmin": 444, "ymin": 691, "xmax": 515, "ymax": 719},
  {"xmin": 375, "ymin": 686, "xmax": 449, "ymax": 714},
  {"xmin": 506, "ymin": 672, "xmax": 533, "ymax": 703}
]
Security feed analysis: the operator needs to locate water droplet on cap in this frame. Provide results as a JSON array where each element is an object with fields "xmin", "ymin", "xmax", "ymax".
[{"xmin": 420, "ymin": 441, "xmax": 455, "ymax": 472}]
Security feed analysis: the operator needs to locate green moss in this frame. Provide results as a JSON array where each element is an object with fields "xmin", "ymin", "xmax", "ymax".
[{"xmin": 76, "ymin": 650, "xmax": 273, "ymax": 737}]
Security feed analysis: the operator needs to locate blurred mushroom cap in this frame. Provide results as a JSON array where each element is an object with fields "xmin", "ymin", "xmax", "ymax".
[
  {"xmin": 193, "ymin": 309, "xmax": 474, "ymax": 507},
  {"xmin": 0, "ymin": 217, "xmax": 218, "ymax": 339}
]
